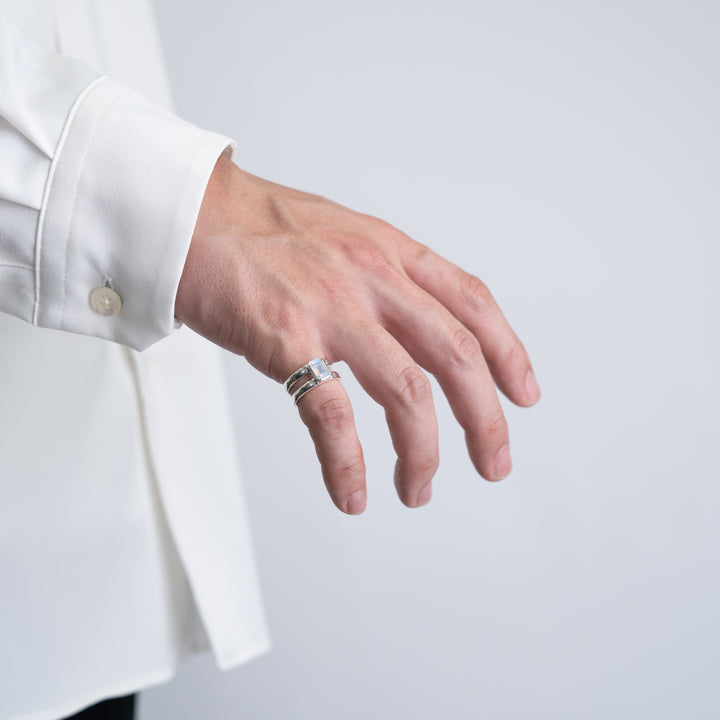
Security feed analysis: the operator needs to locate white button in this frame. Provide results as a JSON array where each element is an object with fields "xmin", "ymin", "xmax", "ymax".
[{"xmin": 89, "ymin": 287, "xmax": 122, "ymax": 316}]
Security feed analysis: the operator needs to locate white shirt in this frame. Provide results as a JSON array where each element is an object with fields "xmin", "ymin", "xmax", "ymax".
[{"xmin": 0, "ymin": 2, "xmax": 270, "ymax": 718}]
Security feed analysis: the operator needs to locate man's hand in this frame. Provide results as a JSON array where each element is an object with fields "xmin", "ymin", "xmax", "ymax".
[{"xmin": 176, "ymin": 155, "xmax": 541, "ymax": 514}]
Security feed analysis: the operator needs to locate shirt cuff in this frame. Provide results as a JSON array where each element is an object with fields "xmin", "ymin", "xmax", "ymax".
[{"xmin": 35, "ymin": 75, "xmax": 235, "ymax": 351}]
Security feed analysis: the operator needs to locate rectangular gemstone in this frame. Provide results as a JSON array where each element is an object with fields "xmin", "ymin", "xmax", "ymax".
[{"xmin": 309, "ymin": 358, "xmax": 332, "ymax": 380}]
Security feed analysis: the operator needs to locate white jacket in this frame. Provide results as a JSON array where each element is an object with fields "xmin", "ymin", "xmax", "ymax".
[{"xmin": 0, "ymin": 2, "xmax": 270, "ymax": 718}]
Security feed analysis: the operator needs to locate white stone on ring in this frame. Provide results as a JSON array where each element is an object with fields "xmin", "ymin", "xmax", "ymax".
[{"xmin": 284, "ymin": 358, "xmax": 341, "ymax": 405}]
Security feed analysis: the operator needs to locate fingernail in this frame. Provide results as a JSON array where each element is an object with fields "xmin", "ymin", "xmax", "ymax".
[
  {"xmin": 524, "ymin": 369, "xmax": 541, "ymax": 404},
  {"xmin": 346, "ymin": 489, "xmax": 366, "ymax": 515},
  {"xmin": 493, "ymin": 444, "xmax": 512, "ymax": 480},
  {"xmin": 416, "ymin": 481, "xmax": 432, "ymax": 507}
]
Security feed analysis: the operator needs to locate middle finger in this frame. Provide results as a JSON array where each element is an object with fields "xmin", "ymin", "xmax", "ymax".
[{"xmin": 377, "ymin": 277, "xmax": 512, "ymax": 482}]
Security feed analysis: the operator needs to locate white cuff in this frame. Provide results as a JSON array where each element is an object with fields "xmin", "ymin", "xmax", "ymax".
[{"xmin": 35, "ymin": 75, "xmax": 234, "ymax": 350}]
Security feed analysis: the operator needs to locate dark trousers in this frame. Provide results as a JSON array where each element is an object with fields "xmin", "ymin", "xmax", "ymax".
[{"xmin": 62, "ymin": 694, "xmax": 136, "ymax": 720}]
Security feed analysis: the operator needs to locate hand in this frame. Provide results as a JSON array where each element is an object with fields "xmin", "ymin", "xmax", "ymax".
[{"xmin": 176, "ymin": 155, "xmax": 541, "ymax": 514}]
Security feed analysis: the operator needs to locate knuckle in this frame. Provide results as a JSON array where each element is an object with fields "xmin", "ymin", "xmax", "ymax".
[
  {"xmin": 448, "ymin": 327, "xmax": 482, "ymax": 369},
  {"xmin": 366, "ymin": 214, "xmax": 401, "ymax": 240},
  {"xmin": 335, "ymin": 452, "xmax": 366, "ymax": 481},
  {"xmin": 484, "ymin": 408, "xmax": 508, "ymax": 441},
  {"xmin": 413, "ymin": 452, "xmax": 440, "ymax": 478},
  {"xmin": 315, "ymin": 273, "xmax": 348, "ymax": 304},
  {"xmin": 411, "ymin": 241, "xmax": 433, "ymax": 263},
  {"xmin": 314, "ymin": 396, "xmax": 353, "ymax": 434},
  {"xmin": 461, "ymin": 273, "xmax": 494, "ymax": 315},
  {"xmin": 346, "ymin": 236, "xmax": 394, "ymax": 275},
  {"xmin": 501, "ymin": 335, "xmax": 526, "ymax": 368},
  {"xmin": 395, "ymin": 365, "xmax": 432, "ymax": 408},
  {"xmin": 368, "ymin": 215, "xmax": 393, "ymax": 231}
]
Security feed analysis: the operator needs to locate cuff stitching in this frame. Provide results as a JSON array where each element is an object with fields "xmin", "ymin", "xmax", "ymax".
[
  {"xmin": 0, "ymin": 262, "xmax": 33, "ymax": 270},
  {"xmin": 57, "ymin": 87, "xmax": 131, "ymax": 328},
  {"xmin": 33, "ymin": 75, "xmax": 108, "ymax": 326}
]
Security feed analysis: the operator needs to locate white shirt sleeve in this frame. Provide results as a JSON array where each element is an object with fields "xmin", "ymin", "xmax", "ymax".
[{"xmin": 0, "ymin": 13, "xmax": 234, "ymax": 350}]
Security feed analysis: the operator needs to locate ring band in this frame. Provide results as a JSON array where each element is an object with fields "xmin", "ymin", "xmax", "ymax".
[{"xmin": 284, "ymin": 358, "xmax": 340, "ymax": 405}]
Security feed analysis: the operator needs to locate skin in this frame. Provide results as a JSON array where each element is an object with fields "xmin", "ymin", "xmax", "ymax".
[{"xmin": 176, "ymin": 154, "xmax": 541, "ymax": 515}]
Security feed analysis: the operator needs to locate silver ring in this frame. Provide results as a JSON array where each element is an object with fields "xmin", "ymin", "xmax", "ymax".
[{"xmin": 284, "ymin": 358, "xmax": 340, "ymax": 405}]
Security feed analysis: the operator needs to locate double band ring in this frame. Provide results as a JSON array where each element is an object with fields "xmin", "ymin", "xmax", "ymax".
[{"xmin": 284, "ymin": 358, "xmax": 341, "ymax": 405}]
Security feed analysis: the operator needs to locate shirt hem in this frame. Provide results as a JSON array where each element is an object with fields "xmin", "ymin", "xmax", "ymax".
[
  {"xmin": 10, "ymin": 661, "xmax": 180, "ymax": 720},
  {"xmin": 215, "ymin": 639, "xmax": 273, "ymax": 672}
]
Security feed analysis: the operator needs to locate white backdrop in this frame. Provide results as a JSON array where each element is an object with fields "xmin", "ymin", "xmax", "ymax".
[{"xmin": 141, "ymin": 1, "xmax": 720, "ymax": 718}]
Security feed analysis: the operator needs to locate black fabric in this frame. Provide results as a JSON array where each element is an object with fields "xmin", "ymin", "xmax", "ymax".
[{"xmin": 61, "ymin": 694, "xmax": 136, "ymax": 720}]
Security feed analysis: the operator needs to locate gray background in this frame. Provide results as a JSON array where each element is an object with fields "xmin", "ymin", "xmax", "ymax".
[{"xmin": 142, "ymin": 1, "xmax": 720, "ymax": 718}]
